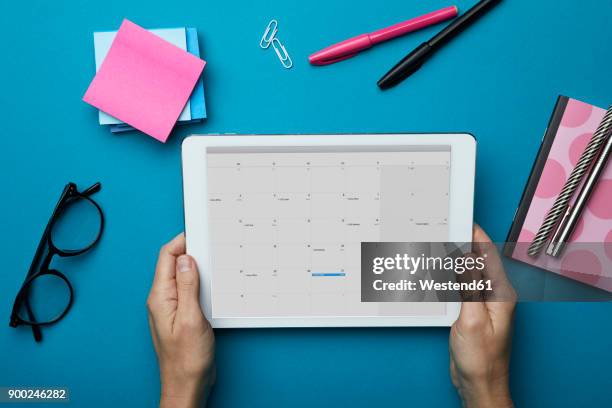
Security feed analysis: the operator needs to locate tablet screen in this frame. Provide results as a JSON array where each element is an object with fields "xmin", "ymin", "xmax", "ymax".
[{"xmin": 206, "ymin": 146, "xmax": 450, "ymax": 318}]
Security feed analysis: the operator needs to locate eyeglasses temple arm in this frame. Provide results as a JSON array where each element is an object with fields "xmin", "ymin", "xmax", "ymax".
[
  {"xmin": 82, "ymin": 182, "xmax": 101, "ymax": 197},
  {"xmin": 24, "ymin": 298, "xmax": 42, "ymax": 342}
]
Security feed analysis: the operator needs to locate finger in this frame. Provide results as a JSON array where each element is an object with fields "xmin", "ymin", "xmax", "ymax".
[
  {"xmin": 473, "ymin": 226, "xmax": 502, "ymax": 271},
  {"xmin": 456, "ymin": 253, "xmax": 482, "ymax": 302},
  {"xmin": 472, "ymin": 225, "xmax": 516, "ymax": 315},
  {"xmin": 175, "ymin": 254, "xmax": 202, "ymax": 318},
  {"xmin": 472, "ymin": 226, "xmax": 509, "ymax": 287},
  {"xmin": 472, "ymin": 223, "xmax": 494, "ymax": 254},
  {"xmin": 152, "ymin": 233, "xmax": 186, "ymax": 290}
]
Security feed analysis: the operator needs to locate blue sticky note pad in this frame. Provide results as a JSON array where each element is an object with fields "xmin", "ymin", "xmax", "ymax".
[
  {"xmin": 109, "ymin": 119, "xmax": 203, "ymax": 133},
  {"xmin": 186, "ymin": 27, "xmax": 207, "ymax": 120}
]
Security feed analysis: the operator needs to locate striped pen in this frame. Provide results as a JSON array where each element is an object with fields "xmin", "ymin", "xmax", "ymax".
[{"xmin": 528, "ymin": 105, "xmax": 612, "ymax": 257}]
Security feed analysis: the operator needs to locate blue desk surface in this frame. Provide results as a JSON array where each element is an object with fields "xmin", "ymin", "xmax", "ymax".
[{"xmin": 1, "ymin": 0, "xmax": 611, "ymax": 406}]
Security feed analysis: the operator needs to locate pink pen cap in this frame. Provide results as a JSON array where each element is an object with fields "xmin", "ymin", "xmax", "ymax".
[{"xmin": 309, "ymin": 6, "xmax": 458, "ymax": 65}]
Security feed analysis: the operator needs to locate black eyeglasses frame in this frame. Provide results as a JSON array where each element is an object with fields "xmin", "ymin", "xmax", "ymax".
[{"xmin": 9, "ymin": 182, "xmax": 104, "ymax": 342}]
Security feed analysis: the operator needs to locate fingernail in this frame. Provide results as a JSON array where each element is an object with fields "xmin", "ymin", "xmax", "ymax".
[{"xmin": 177, "ymin": 255, "xmax": 192, "ymax": 273}]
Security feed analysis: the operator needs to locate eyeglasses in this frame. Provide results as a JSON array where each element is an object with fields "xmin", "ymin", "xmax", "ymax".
[{"xmin": 9, "ymin": 182, "xmax": 104, "ymax": 342}]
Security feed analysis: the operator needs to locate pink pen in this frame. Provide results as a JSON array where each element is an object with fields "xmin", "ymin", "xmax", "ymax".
[{"xmin": 309, "ymin": 6, "xmax": 458, "ymax": 65}]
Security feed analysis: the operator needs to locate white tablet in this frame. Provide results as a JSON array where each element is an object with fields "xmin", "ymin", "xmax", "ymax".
[{"xmin": 182, "ymin": 134, "xmax": 475, "ymax": 328}]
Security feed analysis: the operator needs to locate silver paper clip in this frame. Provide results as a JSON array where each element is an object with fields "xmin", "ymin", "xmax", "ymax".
[
  {"xmin": 272, "ymin": 38, "xmax": 293, "ymax": 69},
  {"xmin": 259, "ymin": 19, "xmax": 293, "ymax": 69},
  {"xmin": 259, "ymin": 19, "xmax": 278, "ymax": 49}
]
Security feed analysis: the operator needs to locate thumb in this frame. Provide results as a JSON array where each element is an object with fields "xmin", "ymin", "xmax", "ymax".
[{"xmin": 175, "ymin": 255, "xmax": 201, "ymax": 314}]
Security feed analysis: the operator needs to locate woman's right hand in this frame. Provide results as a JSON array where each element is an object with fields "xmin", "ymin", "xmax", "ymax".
[{"xmin": 449, "ymin": 225, "xmax": 516, "ymax": 408}]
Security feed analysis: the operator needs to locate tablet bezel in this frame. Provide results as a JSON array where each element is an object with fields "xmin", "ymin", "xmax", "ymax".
[{"xmin": 182, "ymin": 134, "xmax": 475, "ymax": 328}]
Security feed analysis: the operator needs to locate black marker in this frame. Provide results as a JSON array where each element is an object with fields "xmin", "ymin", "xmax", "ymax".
[{"xmin": 377, "ymin": 0, "xmax": 502, "ymax": 90}]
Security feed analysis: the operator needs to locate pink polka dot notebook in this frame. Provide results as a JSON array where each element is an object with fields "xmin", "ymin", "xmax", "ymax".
[{"xmin": 505, "ymin": 96, "xmax": 612, "ymax": 292}]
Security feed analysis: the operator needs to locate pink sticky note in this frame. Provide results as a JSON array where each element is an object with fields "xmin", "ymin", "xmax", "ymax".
[{"xmin": 83, "ymin": 19, "xmax": 206, "ymax": 142}]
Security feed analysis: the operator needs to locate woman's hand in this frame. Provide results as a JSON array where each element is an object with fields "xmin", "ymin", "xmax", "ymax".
[
  {"xmin": 147, "ymin": 233, "xmax": 215, "ymax": 408},
  {"xmin": 449, "ymin": 225, "xmax": 516, "ymax": 408}
]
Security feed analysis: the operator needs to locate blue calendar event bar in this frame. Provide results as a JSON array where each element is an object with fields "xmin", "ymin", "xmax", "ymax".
[{"xmin": 311, "ymin": 272, "xmax": 346, "ymax": 277}]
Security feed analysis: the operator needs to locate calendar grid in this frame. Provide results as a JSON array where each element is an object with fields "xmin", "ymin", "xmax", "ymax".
[{"xmin": 207, "ymin": 148, "xmax": 450, "ymax": 317}]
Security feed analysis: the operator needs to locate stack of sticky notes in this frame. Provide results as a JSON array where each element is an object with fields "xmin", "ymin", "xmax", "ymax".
[{"xmin": 83, "ymin": 19, "xmax": 206, "ymax": 143}]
